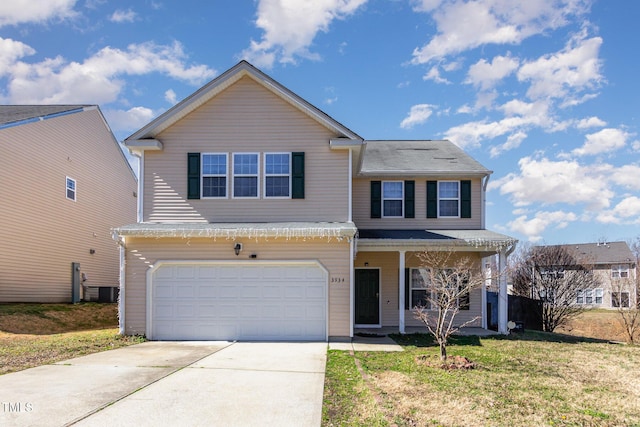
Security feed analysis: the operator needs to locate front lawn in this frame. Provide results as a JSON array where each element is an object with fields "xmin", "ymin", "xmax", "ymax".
[{"xmin": 323, "ymin": 332, "xmax": 640, "ymax": 426}]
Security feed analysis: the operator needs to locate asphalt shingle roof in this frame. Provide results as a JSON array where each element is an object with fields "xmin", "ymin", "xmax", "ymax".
[
  {"xmin": 0, "ymin": 105, "xmax": 90, "ymax": 126},
  {"xmin": 551, "ymin": 241, "xmax": 635, "ymax": 265},
  {"xmin": 359, "ymin": 140, "xmax": 491, "ymax": 176}
]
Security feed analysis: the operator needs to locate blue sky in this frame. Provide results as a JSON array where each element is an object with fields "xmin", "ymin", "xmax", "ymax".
[{"xmin": 1, "ymin": 0, "xmax": 638, "ymax": 245}]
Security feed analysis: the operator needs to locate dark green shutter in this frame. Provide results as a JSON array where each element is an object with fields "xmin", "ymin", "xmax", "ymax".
[
  {"xmin": 292, "ymin": 152, "xmax": 305, "ymax": 199},
  {"xmin": 404, "ymin": 180, "xmax": 415, "ymax": 218},
  {"xmin": 187, "ymin": 152, "xmax": 200, "ymax": 200},
  {"xmin": 370, "ymin": 181, "xmax": 381, "ymax": 218},
  {"xmin": 405, "ymin": 268, "xmax": 410, "ymax": 309},
  {"xmin": 461, "ymin": 180, "xmax": 471, "ymax": 218},
  {"xmin": 426, "ymin": 180, "xmax": 437, "ymax": 218}
]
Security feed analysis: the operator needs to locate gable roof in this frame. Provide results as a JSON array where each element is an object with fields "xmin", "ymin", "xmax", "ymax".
[
  {"xmin": 0, "ymin": 105, "xmax": 92, "ymax": 128},
  {"xmin": 358, "ymin": 140, "xmax": 491, "ymax": 177},
  {"xmin": 125, "ymin": 60, "xmax": 362, "ymax": 144},
  {"xmin": 548, "ymin": 241, "xmax": 635, "ymax": 265}
]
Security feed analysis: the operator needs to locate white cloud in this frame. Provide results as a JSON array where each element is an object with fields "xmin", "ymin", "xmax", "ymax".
[
  {"xmin": 411, "ymin": 0, "xmax": 443, "ymax": 12},
  {"xmin": 576, "ymin": 116, "xmax": 606, "ymax": 129},
  {"xmin": 489, "ymin": 130, "xmax": 527, "ymax": 157},
  {"xmin": 465, "ymin": 54, "xmax": 519, "ymax": 90},
  {"xmin": 423, "ymin": 66, "xmax": 451, "ymax": 84},
  {"xmin": 164, "ymin": 89, "xmax": 177, "ymax": 104},
  {"xmin": 110, "ymin": 9, "xmax": 137, "ymax": 23},
  {"xmin": 517, "ymin": 31, "xmax": 603, "ymax": 102},
  {"xmin": 241, "ymin": 0, "xmax": 368, "ymax": 68},
  {"xmin": 572, "ymin": 128, "xmax": 630, "ymax": 156},
  {"xmin": 4, "ymin": 41, "xmax": 216, "ymax": 104},
  {"xmin": 0, "ymin": 37, "xmax": 35, "ymax": 79},
  {"xmin": 607, "ymin": 164, "xmax": 640, "ymax": 190},
  {"xmin": 596, "ymin": 197, "xmax": 640, "ymax": 224},
  {"xmin": 412, "ymin": 0, "xmax": 589, "ymax": 64},
  {"xmin": 0, "ymin": 0, "xmax": 78, "ymax": 27},
  {"xmin": 489, "ymin": 156, "xmax": 613, "ymax": 210},
  {"xmin": 400, "ymin": 104, "xmax": 436, "ymax": 129},
  {"xmin": 103, "ymin": 106, "xmax": 156, "ymax": 133},
  {"xmin": 508, "ymin": 210, "xmax": 578, "ymax": 242}
]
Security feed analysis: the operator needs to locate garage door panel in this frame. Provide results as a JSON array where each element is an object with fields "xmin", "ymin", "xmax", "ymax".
[{"xmin": 151, "ymin": 263, "xmax": 326, "ymax": 341}]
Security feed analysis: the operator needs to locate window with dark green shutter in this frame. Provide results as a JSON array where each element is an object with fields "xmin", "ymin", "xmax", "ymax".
[
  {"xmin": 187, "ymin": 152, "xmax": 201, "ymax": 199},
  {"xmin": 291, "ymin": 152, "xmax": 305, "ymax": 199},
  {"xmin": 370, "ymin": 181, "xmax": 381, "ymax": 218},
  {"xmin": 404, "ymin": 180, "xmax": 415, "ymax": 218}
]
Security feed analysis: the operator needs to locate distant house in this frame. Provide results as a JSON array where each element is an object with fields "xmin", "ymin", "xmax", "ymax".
[
  {"xmin": 114, "ymin": 61, "xmax": 517, "ymax": 341},
  {"xmin": 544, "ymin": 242, "xmax": 637, "ymax": 309},
  {"xmin": 0, "ymin": 105, "xmax": 137, "ymax": 303}
]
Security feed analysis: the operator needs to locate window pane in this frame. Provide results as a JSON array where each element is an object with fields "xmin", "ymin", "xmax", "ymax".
[
  {"xmin": 439, "ymin": 181, "xmax": 458, "ymax": 198},
  {"xmin": 439, "ymin": 200, "xmax": 458, "ymax": 216},
  {"xmin": 411, "ymin": 290, "xmax": 430, "ymax": 309},
  {"xmin": 203, "ymin": 177, "xmax": 226, "ymax": 197},
  {"xmin": 383, "ymin": 200, "xmax": 402, "ymax": 217},
  {"xmin": 265, "ymin": 154, "xmax": 289, "ymax": 174},
  {"xmin": 383, "ymin": 182, "xmax": 403, "ymax": 198},
  {"xmin": 265, "ymin": 176, "xmax": 289, "ymax": 197},
  {"xmin": 66, "ymin": 178, "xmax": 75, "ymax": 191},
  {"xmin": 234, "ymin": 177, "xmax": 257, "ymax": 197},
  {"xmin": 203, "ymin": 154, "xmax": 226, "ymax": 175},
  {"xmin": 234, "ymin": 154, "xmax": 258, "ymax": 174}
]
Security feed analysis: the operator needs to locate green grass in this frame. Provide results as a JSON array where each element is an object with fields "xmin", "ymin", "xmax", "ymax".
[
  {"xmin": 323, "ymin": 332, "xmax": 640, "ymax": 427},
  {"xmin": 0, "ymin": 303, "xmax": 73, "ymax": 317}
]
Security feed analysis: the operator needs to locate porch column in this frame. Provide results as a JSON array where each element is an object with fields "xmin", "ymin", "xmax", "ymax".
[
  {"xmin": 398, "ymin": 250, "xmax": 406, "ymax": 334},
  {"xmin": 498, "ymin": 249, "xmax": 508, "ymax": 334}
]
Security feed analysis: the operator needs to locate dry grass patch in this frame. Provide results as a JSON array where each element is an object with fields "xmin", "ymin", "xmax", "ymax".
[
  {"xmin": 558, "ymin": 309, "xmax": 635, "ymax": 342},
  {"xmin": 323, "ymin": 333, "xmax": 640, "ymax": 427}
]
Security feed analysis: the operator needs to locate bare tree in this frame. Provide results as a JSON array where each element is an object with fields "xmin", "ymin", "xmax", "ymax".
[
  {"xmin": 510, "ymin": 245, "xmax": 599, "ymax": 332},
  {"xmin": 609, "ymin": 272, "xmax": 640, "ymax": 344},
  {"xmin": 412, "ymin": 251, "xmax": 483, "ymax": 361}
]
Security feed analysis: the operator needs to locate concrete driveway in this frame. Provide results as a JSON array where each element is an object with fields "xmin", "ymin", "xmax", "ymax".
[{"xmin": 0, "ymin": 341, "xmax": 327, "ymax": 427}]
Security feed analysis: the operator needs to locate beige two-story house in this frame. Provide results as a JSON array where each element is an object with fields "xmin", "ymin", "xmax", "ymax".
[
  {"xmin": 0, "ymin": 105, "xmax": 137, "ymax": 303},
  {"xmin": 115, "ymin": 61, "xmax": 516, "ymax": 341}
]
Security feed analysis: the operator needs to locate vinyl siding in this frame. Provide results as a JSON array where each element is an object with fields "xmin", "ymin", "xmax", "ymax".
[
  {"xmin": 355, "ymin": 251, "xmax": 483, "ymax": 328},
  {"xmin": 353, "ymin": 177, "xmax": 483, "ymax": 229},
  {"xmin": 142, "ymin": 77, "xmax": 350, "ymax": 223},
  {"xmin": 0, "ymin": 109, "xmax": 137, "ymax": 302},
  {"xmin": 123, "ymin": 237, "xmax": 351, "ymax": 337}
]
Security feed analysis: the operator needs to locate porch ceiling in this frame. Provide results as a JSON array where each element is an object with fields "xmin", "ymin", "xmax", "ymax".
[{"xmin": 356, "ymin": 229, "xmax": 517, "ymax": 254}]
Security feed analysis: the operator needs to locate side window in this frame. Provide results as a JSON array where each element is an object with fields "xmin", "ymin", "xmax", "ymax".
[
  {"xmin": 410, "ymin": 268, "xmax": 431, "ymax": 309},
  {"xmin": 438, "ymin": 181, "xmax": 459, "ymax": 217},
  {"xmin": 264, "ymin": 153, "xmax": 291, "ymax": 198},
  {"xmin": 233, "ymin": 153, "xmax": 259, "ymax": 198},
  {"xmin": 202, "ymin": 153, "xmax": 228, "ymax": 198},
  {"xmin": 382, "ymin": 181, "xmax": 403, "ymax": 217},
  {"xmin": 66, "ymin": 177, "xmax": 76, "ymax": 201}
]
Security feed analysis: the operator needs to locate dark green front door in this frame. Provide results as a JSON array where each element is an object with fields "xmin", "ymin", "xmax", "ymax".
[{"xmin": 355, "ymin": 269, "xmax": 380, "ymax": 325}]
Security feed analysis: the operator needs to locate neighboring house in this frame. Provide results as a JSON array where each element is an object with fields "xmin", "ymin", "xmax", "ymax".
[
  {"xmin": 551, "ymin": 242, "xmax": 637, "ymax": 309},
  {"xmin": 115, "ymin": 61, "xmax": 517, "ymax": 341},
  {"xmin": 0, "ymin": 105, "xmax": 138, "ymax": 303}
]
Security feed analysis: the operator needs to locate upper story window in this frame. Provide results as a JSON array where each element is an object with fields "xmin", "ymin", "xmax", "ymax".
[
  {"xmin": 426, "ymin": 180, "xmax": 471, "ymax": 219},
  {"xmin": 382, "ymin": 181, "xmax": 403, "ymax": 217},
  {"xmin": 202, "ymin": 153, "xmax": 228, "ymax": 198},
  {"xmin": 66, "ymin": 177, "xmax": 76, "ymax": 201},
  {"xmin": 438, "ymin": 181, "xmax": 460, "ymax": 217},
  {"xmin": 611, "ymin": 264, "xmax": 629, "ymax": 278},
  {"xmin": 264, "ymin": 153, "xmax": 291, "ymax": 198},
  {"xmin": 233, "ymin": 153, "xmax": 259, "ymax": 198}
]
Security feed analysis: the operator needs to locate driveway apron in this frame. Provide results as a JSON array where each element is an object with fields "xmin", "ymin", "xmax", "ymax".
[{"xmin": 0, "ymin": 341, "xmax": 327, "ymax": 427}]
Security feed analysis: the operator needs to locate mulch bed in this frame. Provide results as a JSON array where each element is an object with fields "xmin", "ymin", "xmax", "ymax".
[{"xmin": 416, "ymin": 354, "xmax": 477, "ymax": 370}]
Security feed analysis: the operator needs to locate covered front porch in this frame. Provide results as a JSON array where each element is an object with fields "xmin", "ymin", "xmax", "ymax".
[{"xmin": 353, "ymin": 229, "xmax": 517, "ymax": 336}]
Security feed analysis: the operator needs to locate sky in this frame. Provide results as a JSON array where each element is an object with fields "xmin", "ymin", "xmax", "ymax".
[{"xmin": 1, "ymin": 0, "xmax": 639, "ymax": 245}]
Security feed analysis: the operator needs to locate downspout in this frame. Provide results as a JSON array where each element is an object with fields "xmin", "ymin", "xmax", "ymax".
[
  {"xmin": 482, "ymin": 175, "xmax": 490, "ymax": 229},
  {"xmin": 134, "ymin": 152, "xmax": 144, "ymax": 222}
]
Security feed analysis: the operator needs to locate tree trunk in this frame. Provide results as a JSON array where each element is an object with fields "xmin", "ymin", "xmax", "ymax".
[{"xmin": 439, "ymin": 341, "xmax": 447, "ymax": 361}]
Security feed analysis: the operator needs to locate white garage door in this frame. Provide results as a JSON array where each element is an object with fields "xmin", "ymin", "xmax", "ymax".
[{"xmin": 149, "ymin": 261, "xmax": 327, "ymax": 341}]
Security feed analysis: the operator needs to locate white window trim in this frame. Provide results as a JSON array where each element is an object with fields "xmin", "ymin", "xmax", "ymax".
[
  {"xmin": 409, "ymin": 268, "xmax": 431, "ymax": 310},
  {"xmin": 66, "ymin": 176, "xmax": 76, "ymax": 202},
  {"xmin": 232, "ymin": 152, "xmax": 260, "ymax": 199},
  {"xmin": 382, "ymin": 181, "xmax": 404, "ymax": 218},
  {"xmin": 612, "ymin": 291, "xmax": 630, "ymax": 308},
  {"xmin": 201, "ymin": 153, "xmax": 228, "ymax": 199},
  {"xmin": 438, "ymin": 180, "xmax": 460, "ymax": 218},
  {"xmin": 576, "ymin": 288, "xmax": 603, "ymax": 305},
  {"xmin": 263, "ymin": 152, "xmax": 292, "ymax": 199},
  {"xmin": 611, "ymin": 264, "xmax": 629, "ymax": 278}
]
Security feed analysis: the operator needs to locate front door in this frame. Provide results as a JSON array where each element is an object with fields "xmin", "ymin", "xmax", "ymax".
[{"xmin": 355, "ymin": 268, "xmax": 380, "ymax": 326}]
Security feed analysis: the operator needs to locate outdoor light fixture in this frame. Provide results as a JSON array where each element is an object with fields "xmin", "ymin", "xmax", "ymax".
[{"xmin": 234, "ymin": 243, "xmax": 242, "ymax": 256}]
